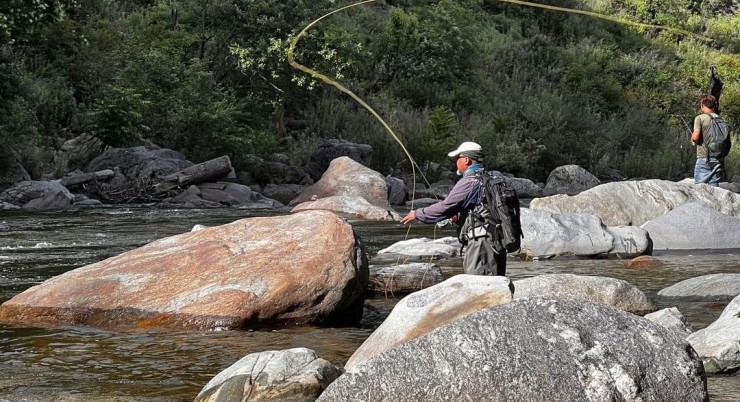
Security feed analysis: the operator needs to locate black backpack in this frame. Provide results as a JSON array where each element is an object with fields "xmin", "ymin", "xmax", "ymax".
[
  {"xmin": 704, "ymin": 113, "xmax": 731, "ymax": 161},
  {"xmin": 466, "ymin": 171, "xmax": 523, "ymax": 253}
]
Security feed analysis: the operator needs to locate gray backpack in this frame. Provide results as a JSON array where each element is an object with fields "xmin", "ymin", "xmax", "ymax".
[{"xmin": 704, "ymin": 113, "xmax": 731, "ymax": 161}]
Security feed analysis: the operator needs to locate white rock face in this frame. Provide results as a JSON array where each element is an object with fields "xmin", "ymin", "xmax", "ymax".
[
  {"xmin": 345, "ymin": 275, "xmax": 514, "ymax": 370},
  {"xmin": 644, "ymin": 307, "xmax": 693, "ymax": 336},
  {"xmin": 531, "ymin": 179, "xmax": 740, "ymax": 226},
  {"xmin": 320, "ymin": 299, "xmax": 708, "ymax": 402},
  {"xmin": 641, "ymin": 202, "xmax": 740, "ymax": 249},
  {"xmin": 195, "ymin": 348, "xmax": 342, "ymax": 402},
  {"xmin": 379, "ymin": 209, "xmax": 650, "ymax": 260},
  {"xmin": 513, "ymin": 274, "xmax": 656, "ymax": 315},
  {"xmin": 520, "ymin": 208, "xmax": 650, "ymax": 258},
  {"xmin": 687, "ymin": 294, "xmax": 740, "ymax": 374},
  {"xmin": 376, "ymin": 236, "xmax": 461, "ymax": 260}
]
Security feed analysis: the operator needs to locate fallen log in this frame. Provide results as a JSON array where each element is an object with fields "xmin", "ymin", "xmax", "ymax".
[
  {"xmin": 368, "ymin": 263, "xmax": 444, "ymax": 295},
  {"xmin": 152, "ymin": 156, "xmax": 232, "ymax": 194},
  {"xmin": 60, "ymin": 169, "xmax": 115, "ymax": 187}
]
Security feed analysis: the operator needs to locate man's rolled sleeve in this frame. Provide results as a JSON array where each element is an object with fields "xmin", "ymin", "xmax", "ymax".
[{"xmin": 414, "ymin": 177, "xmax": 478, "ymax": 224}]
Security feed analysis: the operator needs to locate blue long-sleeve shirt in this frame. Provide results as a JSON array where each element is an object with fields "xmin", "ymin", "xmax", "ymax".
[{"xmin": 414, "ymin": 166, "xmax": 483, "ymax": 224}]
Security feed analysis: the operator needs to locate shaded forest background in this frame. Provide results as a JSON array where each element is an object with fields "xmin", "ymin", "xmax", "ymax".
[{"xmin": 1, "ymin": 0, "xmax": 739, "ymax": 184}]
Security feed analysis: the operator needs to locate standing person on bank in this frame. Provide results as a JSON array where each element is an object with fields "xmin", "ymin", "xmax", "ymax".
[
  {"xmin": 400, "ymin": 141, "xmax": 506, "ymax": 276},
  {"xmin": 692, "ymin": 95, "xmax": 725, "ymax": 186}
]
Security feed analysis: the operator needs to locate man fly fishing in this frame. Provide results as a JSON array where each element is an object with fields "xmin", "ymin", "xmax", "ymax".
[{"xmin": 401, "ymin": 142, "xmax": 519, "ymax": 276}]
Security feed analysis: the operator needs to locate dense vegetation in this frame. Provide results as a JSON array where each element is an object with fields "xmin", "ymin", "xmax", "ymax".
[{"xmin": 1, "ymin": 0, "xmax": 739, "ymax": 184}]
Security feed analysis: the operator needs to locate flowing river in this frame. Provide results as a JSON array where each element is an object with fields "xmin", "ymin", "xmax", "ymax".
[{"xmin": 0, "ymin": 207, "xmax": 738, "ymax": 401}]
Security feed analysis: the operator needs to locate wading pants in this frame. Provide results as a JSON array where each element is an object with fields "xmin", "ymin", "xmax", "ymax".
[{"xmin": 463, "ymin": 236, "xmax": 507, "ymax": 276}]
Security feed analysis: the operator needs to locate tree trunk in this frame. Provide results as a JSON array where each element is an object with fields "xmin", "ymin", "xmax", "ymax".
[
  {"xmin": 368, "ymin": 263, "xmax": 444, "ymax": 295},
  {"xmin": 152, "ymin": 156, "xmax": 233, "ymax": 194},
  {"xmin": 60, "ymin": 169, "xmax": 115, "ymax": 188}
]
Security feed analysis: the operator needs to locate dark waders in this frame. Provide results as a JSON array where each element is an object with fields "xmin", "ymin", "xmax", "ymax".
[{"xmin": 463, "ymin": 236, "xmax": 507, "ymax": 276}]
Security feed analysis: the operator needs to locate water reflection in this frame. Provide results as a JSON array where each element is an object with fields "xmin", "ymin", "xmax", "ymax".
[{"xmin": 0, "ymin": 208, "xmax": 738, "ymax": 401}]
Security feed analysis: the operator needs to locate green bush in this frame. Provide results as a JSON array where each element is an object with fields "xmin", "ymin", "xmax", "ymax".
[{"xmin": 84, "ymin": 85, "xmax": 149, "ymax": 147}]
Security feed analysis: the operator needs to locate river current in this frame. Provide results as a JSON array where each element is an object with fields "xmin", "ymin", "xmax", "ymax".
[{"xmin": 0, "ymin": 207, "xmax": 738, "ymax": 401}]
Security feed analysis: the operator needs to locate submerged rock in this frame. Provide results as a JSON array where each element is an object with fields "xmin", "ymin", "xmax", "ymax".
[
  {"xmin": 657, "ymin": 274, "xmax": 740, "ymax": 302},
  {"xmin": 625, "ymin": 255, "xmax": 664, "ymax": 269}
]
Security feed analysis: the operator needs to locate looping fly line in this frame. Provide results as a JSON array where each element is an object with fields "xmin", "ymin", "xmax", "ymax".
[
  {"xmin": 286, "ymin": 0, "xmax": 711, "ymax": 195},
  {"xmin": 286, "ymin": 0, "xmax": 711, "ymax": 251},
  {"xmin": 288, "ymin": 0, "xmax": 431, "ymax": 207}
]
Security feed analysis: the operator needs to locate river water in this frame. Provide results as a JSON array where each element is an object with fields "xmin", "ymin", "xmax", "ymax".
[{"xmin": 0, "ymin": 207, "xmax": 738, "ymax": 401}]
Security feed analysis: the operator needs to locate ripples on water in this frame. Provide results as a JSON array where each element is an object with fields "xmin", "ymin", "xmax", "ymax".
[{"xmin": 0, "ymin": 207, "xmax": 738, "ymax": 401}]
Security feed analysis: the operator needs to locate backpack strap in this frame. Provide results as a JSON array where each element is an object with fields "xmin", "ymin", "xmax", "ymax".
[
  {"xmin": 705, "ymin": 113, "xmax": 715, "ymax": 164},
  {"xmin": 461, "ymin": 170, "xmax": 489, "ymax": 244},
  {"xmin": 469, "ymin": 171, "xmax": 485, "ymax": 239}
]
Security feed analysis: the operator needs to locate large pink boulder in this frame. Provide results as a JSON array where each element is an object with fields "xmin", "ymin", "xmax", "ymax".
[
  {"xmin": 290, "ymin": 156, "xmax": 389, "ymax": 207},
  {"xmin": 0, "ymin": 211, "xmax": 368, "ymax": 330},
  {"xmin": 289, "ymin": 157, "xmax": 399, "ymax": 221}
]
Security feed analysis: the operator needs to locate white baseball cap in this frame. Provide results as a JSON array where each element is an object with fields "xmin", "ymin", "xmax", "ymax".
[{"xmin": 447, "ymin": 141, "xmax": 483, "ymax": 158}]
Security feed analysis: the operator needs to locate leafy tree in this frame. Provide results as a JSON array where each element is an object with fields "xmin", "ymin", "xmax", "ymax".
[
  {"xmin": 0, "ymin": 49, "xmax": 42, "ymax": 176},
  {"xmin": 0, "ymin": 0, "xmax": 78, "ymax": 45},
  {"xmin": 1, "ymin": 0, "xmax": 738, "ymax": 184}
]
